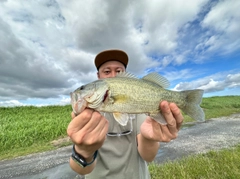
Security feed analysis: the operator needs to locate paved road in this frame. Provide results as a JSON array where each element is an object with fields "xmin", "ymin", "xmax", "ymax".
[{"xmin": 0, "ymin": 114, "xmax": 240, "ymax": 179}]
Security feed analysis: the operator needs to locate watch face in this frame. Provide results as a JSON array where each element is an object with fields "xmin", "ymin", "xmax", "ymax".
[{"xmin": 72, "ymin": 153, "xmax": 87, "ymax": 167}]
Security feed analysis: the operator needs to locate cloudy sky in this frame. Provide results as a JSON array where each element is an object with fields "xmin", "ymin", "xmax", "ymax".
[{"xmin": 0, "ymin": 0, "xmax": 239, "ymax": 107}]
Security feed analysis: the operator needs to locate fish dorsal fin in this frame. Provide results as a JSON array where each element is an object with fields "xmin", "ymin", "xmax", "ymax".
[
  {"xmin": 116, "ymin": 71, "xmax": 138, "ymax": 79},
  {"xmin": 142, "ymin": 72, "xmax": 170, "ymax": 88}
]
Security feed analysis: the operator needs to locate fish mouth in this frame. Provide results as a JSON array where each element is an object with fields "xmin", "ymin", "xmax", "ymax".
[{"xmin": 70, "ymin": 92, "xmax": 88, "ymax": 114}]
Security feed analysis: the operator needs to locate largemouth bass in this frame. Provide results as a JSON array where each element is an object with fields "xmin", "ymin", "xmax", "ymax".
[{"xmin": 71, "ymin": 72, "xmax": 205, "ymax": 125}]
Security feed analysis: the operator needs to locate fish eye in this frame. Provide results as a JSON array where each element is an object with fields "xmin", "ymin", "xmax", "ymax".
[{"xmin": 79, "ymin": 85, "xmax": 84, "ymax": 90}]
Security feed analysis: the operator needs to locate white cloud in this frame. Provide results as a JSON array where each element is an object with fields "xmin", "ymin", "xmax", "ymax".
[
  {"xmin": 173, "ymin": 72, "xmax": 240, "ymax": 94},
  {"xmin": 138, "ymin": 0, "xmax": 208, "ymax": 55},
  {"xmin": 58, "ymin": 96, "xmax": 71, "ymax": 106},
  {"xmin": 0, "ymin": 100, "xmax": 26, "ymax": 107},
  {"xmin": 163, "ymin": 69, "xmax": 201, "ymax": 82},
  {"xmin": 201, "ymin": 0, "xmax": 240, "ymax": 54},
  {"xmin": 198, "ymin": 79, "xmax": 225, "ymax": 92},
  {"xmin": 0, "ymin": 0, "xmax": 239, "ymax": 106}
]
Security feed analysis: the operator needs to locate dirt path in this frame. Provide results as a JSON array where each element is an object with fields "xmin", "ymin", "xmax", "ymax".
[
  {"xmin": 155, "ymin": 113, "xmax": 240, "ymax": 163},
  {"xmin": 0, "ymin": 114, "xmax": 240, "ymax": 179}
]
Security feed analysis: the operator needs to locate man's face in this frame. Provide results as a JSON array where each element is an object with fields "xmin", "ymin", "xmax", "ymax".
[{"xmin": 98, "ymin": 61, "xmax": 126, "ymax": 79}]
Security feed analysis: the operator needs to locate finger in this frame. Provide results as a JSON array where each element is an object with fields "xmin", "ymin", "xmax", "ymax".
[
  {"xmin": 160, "ymin": 101, "xmax": 175, "ymax": 126},
  {"xmin": 148, "ymin": 118, "xmax": 173, "ymax": 142},
  {"xmin": 156, "ymin": 124, "xmax": 173, "ymax": 142},
  {"xmin": 78, "ymin": 114, "xmax": 108, "ymax": 145},
  {"xmin": 81, "ymin": 111, "xmax": 103, "ymax": 134},
  {"xmin": 68, "ymin": 110, "xmax": 102, "ymax": 144},
  {"xmin": 160, "ymin": 101, "xmax": 178, "ymax": 134},
  {"xmin": 91, "ymin": 116, "xmax": 109, "ymax": 140},
  {"xmin": 160, "ymin": 124, "xmax": 178, "ymax": 141},
  {"xmin": 68, "ymin": 109, "xmax": 94, "ymax": 133},
  {"xmin": 169, "ymin": 103, "xmax": 184, "ymax": 130}
]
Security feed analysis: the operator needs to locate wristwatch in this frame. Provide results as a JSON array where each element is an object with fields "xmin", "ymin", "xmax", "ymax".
[{"xmin": 71, "ymin": 144, "xmax": 98, "ymax": 167}]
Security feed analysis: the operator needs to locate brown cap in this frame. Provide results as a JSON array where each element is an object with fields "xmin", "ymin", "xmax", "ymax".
[{"xmin": 94, "ymin": 49, "xmax": 128, "ymax": 70}]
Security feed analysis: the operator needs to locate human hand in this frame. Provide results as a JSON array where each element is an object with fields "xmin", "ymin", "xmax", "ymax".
[
  {"xmin": 67, "ymin": 109, "xmax": 109, "ymax": 160},
  {"xmin": 140, "ymin": 101, "xmax": 183, "ymax": 142}
]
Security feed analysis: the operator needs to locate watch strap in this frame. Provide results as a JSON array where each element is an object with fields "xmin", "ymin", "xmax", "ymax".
[{"xmin": 71, "ymin": 144, "xmax": 98, "ymax": 168}]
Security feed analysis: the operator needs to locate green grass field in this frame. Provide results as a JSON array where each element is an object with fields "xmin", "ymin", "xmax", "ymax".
[
  {"xmin": 149, "ymin": 144, "xmax": 240, "ymax": 179},
  {"xmin": 0, "ymin": 105, "xmax": 72, "ymax": 159},
  {"xmin": 0, "ymin": 96, "xmax": 240, "ymax": 178}
]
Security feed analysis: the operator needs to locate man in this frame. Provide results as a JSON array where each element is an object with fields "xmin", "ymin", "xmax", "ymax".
[{"xmin": 67, "ymin": 49, "xmax": 183, "ymax": 179}]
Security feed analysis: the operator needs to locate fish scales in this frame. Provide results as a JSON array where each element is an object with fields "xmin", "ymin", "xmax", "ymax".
[{"xmin": 101, "ymin": 77, "xmax": 185, "ymax": 114}]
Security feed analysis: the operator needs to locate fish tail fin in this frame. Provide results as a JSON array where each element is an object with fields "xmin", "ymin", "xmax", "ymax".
[{"xmin": 181, "ymin": 89, "xmax": 205, "ymax": 122}]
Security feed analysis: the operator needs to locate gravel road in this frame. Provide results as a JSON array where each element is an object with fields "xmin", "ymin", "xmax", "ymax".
[{"xmin": 0, "ymin": 113, "xmax": 239, "ymax": 179}]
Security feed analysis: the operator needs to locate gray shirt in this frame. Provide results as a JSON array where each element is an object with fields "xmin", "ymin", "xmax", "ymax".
[{"xmin": 85, "ymin": 113, "xmax": 151, "ymax": 179}]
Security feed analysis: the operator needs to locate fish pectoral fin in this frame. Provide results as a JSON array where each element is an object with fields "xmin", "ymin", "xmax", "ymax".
[
  {"xmin": 150, "ymin": 112, "xmax": 167, "ymax": 125},
  {"xmin": 113, "ymin": 112, "xmax": 130, "ymax": 126}
]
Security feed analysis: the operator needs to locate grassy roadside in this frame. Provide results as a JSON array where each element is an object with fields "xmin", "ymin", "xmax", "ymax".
[
  {"xmin": 0, "ymin": 96, "xmax": 240, "ymax": 160},
  {"xmin": 147, "ymin": 95, "xmax": 240, "ymax": 179},
  {"xmin": 0, "ymin": 96, "xmax": 240, "ymax": 177},
  {"xmin": 149, "ymin": 144, "xmax": 240, "ymax": 179}
]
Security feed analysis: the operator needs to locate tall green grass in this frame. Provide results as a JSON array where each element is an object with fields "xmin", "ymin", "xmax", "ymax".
[
  {"xmin": 149, "ymin": 144, "xmax": 240, "ymax": 179},
  {"xmin": 0, "ymin": 96, "xmax": 240, "ymax": 160},
  {"xmin": 202, "ymin": 96, "xmax": 240, "ymax": 118},
  {"xmin": 0, "ymin": 105, "xmax": 72, "ymax": 159}
]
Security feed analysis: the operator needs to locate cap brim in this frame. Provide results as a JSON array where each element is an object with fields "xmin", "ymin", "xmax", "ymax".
[{"xmin": 94, "ymin": 49, "xmax": 128, "ymax": 70}]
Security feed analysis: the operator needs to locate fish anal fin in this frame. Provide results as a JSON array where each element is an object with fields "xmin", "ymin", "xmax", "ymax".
[{"xmin": 150, "ymin": 112, "xmax": 167, "ymax": 125}]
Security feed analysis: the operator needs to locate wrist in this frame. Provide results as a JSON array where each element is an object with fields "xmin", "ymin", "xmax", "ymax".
[
  {"xmin": 72, "ymin": 144, "xmax": 98, "ymax": 167},
  {"xmin": 74, "ymin": 145, "xmax": 95, "ymax": 161}
]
